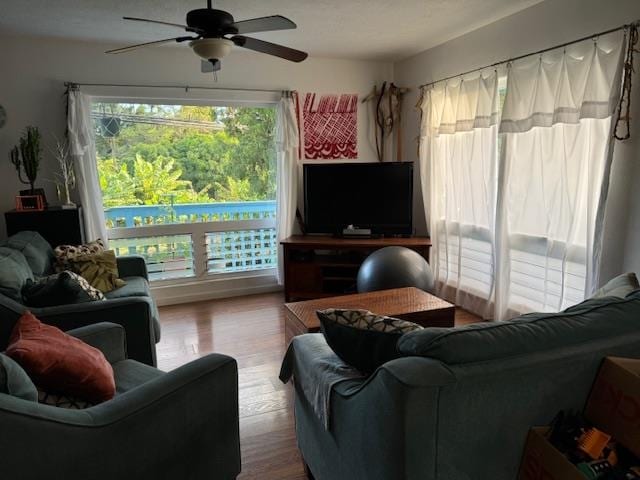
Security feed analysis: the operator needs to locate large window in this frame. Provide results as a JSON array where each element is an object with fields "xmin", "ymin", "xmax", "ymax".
[
  {"xmin": 93, "ymin": 102, "xmax": 277, "ymax": 282},
  {"xmin": 424, "ymin": 33, "xmax": 624, "ymax": 320}
]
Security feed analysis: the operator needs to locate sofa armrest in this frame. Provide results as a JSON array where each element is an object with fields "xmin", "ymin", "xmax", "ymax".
[
  {"xmin": 67, "ymin": 322, "xmax": 127, "ymax": 364},
  {"xmin": 0, "ymin": 354, "xmax": 241, "ymax": 480},
  {"xmin": 289, "ymin": 336, "xmax": 457, "ymax": 480},
  {"xmin": 116, "ymin": 255, "xmax": 148, "ymax": 280}
]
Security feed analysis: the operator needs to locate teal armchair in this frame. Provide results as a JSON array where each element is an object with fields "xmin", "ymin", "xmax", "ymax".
[
  {"xmin": 0, "ymin": 231, "xmax": 160, "ymax": 366},
  {"xmin": 0, "ymin": 322, "xmax": 241, "ymax": 480}
]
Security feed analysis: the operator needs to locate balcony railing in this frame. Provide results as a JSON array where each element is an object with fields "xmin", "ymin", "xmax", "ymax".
[
  {"xmin": 106, "ymin": 201, "xmax": 277, "ymax": 282},
  {"xmin": 105, "ymin": 200, "xmax": 276, "ymax": 228}
]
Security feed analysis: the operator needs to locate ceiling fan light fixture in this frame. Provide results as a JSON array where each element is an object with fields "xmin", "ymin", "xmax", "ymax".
[{"xmin": 190, "ymin": 38, "xmax": 234, "ymax": 60}]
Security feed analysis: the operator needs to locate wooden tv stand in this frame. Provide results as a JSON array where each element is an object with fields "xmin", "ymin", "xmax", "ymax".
[{"xmin": 280, "ymin": 235, "xmax": 432, "ymax": 302}]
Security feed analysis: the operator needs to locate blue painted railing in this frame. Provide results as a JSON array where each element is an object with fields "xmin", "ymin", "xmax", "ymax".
[{"xmin": 105, "ymin": 200, "xmax": 276, "ymax": 228}]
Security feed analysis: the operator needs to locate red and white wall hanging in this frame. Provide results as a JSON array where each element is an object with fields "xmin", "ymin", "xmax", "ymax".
[{"xmin": 298, "ymin": 93, "xmax": 358, "ymax": 160}]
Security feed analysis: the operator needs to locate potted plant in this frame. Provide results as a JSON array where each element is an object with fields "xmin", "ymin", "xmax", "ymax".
[{"xmin": 10, "ymin": 126, "xmax": 47, "ymax": 207}]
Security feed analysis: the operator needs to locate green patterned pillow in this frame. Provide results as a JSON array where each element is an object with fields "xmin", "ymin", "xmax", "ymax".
[
  {"xmin": 68, "ymin": 250, "xmax": 125, "ymax": 293},
  {"xmin": 317, "ymin": 308, "xmax": 423, "ymax": 374}
]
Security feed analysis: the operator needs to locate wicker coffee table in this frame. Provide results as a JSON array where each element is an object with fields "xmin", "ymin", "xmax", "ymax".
[{"xmin": 284, "ymin": 287, "xmax": 455, "ymax": 342}]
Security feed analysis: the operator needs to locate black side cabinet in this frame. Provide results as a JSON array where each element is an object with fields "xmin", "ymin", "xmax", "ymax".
[{"xmin": 5, "ymin": 207, "xmax": 85, "ymax": 247}]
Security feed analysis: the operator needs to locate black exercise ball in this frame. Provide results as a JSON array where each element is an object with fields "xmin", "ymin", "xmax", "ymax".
[{"xmin": 356, "ymin": 246, "xmax": 435, "ymax": 293}]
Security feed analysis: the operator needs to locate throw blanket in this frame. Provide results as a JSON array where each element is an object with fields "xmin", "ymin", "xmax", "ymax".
[{"xmin": 279, "ymin": 334, "xmax": 365, "ymax": 430}]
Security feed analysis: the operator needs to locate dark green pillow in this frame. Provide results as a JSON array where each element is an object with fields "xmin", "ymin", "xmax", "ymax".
[
  {"xmin": 318, "ymin": 308, "xmax": 423, "ymax": 374},
  {"xmin": 0, "ymin": 353, "xmax": 37, "ymax": 402},
  {"xmin": 22, "ymin": 272, "xmax": 105, "ymax": 307}
]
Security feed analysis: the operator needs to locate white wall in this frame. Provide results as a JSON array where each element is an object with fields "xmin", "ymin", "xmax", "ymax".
[
  {"xmin": 394, "ymin": 0, "xmax": 640, "ymax": 284},
  {"xmin": 0, "ymin": 34, "xmax": 393, "ymax": 242}
]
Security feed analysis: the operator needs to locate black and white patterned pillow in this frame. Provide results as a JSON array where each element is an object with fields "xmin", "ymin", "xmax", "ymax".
[
  {"xmin": 65, "ymin": 271, "xmax": 106, "ymax": 301},
  {"xmin": 317, "ymin": 308, "xmax": 423, "ymax": 374},
  {"xmin": 38, "ymin": 389, "xmax": 94, "ymax": 409},
  {"xmin": 325, "ymin": 309, "xmax": 423, "ymax": 333},
  {"xmin": 54, "ymin": 239, "xmax": 106, "ymax": 273}
]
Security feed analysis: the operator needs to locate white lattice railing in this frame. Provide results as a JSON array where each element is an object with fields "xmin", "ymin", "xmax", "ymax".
[{"xmin": 108, "ymin": 218, "xmax": 277, "ymax": 282}]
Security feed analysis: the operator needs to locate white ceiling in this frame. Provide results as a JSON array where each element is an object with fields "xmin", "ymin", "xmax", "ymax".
[{"xmin": 0, "ymin": 0, "xmax": 544, "ymax": 61}]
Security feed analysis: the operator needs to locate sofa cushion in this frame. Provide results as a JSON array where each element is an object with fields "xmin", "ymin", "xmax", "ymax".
[
  {"xmin": 318, "ymin": 308, "xmax": 423, "ymax": 374},
  {"xmin": 0, "ymin": 353, "xmax": 38, "ymax": 402},
  {"xmin": 0, "ymin": 247, "xmax": 34, "ymax": 301},
  {"xmin": 397, "ymin": 293, "xmax": 640, "ymax": 365},
  {"xmin": 591, "ymin": 272, "xmax": 639, "ymax": 299},
  {"xmin": 5, "ymin": 231, "xmax": 55, "ymax": 277},
  {"xmin": 104, "ymin": 276, "xmax": 150, "ymax": 299},
  {"xmin": 6, "ymin": 311, "xmax": 116, "ymax": 403}
]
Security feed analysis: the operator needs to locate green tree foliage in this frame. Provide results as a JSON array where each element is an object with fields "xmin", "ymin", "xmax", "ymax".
[
  {"xmin": 98, "ymin": 158, "xmax": 137, "ymax": 208},
  {"xmin": 215, "ymin": 177, "xmax": 257, "ymax": 202},
  {"xmin": 98, "ymin": 155, "xmax": 211, "ymax": 207},
  {"xmin": 94, "ymin": 103, "xmax": 276, "ymax": 206}
]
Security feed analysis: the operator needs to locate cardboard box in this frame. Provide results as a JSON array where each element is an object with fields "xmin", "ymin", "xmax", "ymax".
[
  {"xmin": 518, "ymin": 427, "xmax": 586, "ymax": 480},
  {"xmin": 585, "ymin": 357, "xmax": 640, "ymax": 458}
]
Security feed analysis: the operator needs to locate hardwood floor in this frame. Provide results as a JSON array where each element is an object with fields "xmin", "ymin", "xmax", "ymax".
[{"xmin": 156, "ymin": 292, "xmax": 481, "ymax": 479}]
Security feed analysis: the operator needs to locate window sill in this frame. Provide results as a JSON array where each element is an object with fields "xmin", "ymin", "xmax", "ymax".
[{"xmin": 150, "ymin": 268, "xmax": 281, "ymax": 306}]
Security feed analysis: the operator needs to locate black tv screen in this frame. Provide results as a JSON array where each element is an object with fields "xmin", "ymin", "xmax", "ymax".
[{"xmin": 304, "ymin": 162, "xmax": 414, "ymax": 235}]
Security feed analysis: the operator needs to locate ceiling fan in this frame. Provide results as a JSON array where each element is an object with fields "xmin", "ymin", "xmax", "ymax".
[{"xmin": 105, "ymin": 0, "xmax": 308, "ymax": 74}]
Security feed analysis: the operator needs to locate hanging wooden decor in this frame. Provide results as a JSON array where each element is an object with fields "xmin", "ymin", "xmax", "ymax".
[
  {"xmin": 300, "ymin": 93, "xmax": 358, "ymax": 159},
  {"xmin": 363, "ymin": 82, "xmax": 408, "ymax": 162}
]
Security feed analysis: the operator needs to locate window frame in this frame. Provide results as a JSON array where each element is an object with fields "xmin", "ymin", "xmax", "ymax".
[{"xmin": 89, "ymin": 89, "xmax": 280, "ymax": 285}]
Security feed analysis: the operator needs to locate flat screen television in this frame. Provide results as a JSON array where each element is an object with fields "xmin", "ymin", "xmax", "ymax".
[{"xmin": 303, "ymin": 162, "xmax": 414, "ymax": 236}]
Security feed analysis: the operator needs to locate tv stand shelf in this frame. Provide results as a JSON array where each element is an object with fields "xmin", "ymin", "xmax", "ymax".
[{"xmin": 281, "ymin": 235, "xmax": 432, "ymax": 302}]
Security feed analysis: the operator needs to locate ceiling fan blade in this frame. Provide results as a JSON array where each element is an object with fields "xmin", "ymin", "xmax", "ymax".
[
  {"xmin": 232, "ymin": 15, "xmax": 297, "ymax": 34},
  {"xmin": 105, "ymin": 36, "xmax": 195, "ymax": 54},
  {"xmin": 123, "ymin": 16, "xmax": 203, "ymax": 34},
  {"xmin": 201, "ymin": 59, "xmax": 222, "ymax": 73},
  {"xmin": 231, "ymin": 36, "xmax": 308, "ymax": 62}
]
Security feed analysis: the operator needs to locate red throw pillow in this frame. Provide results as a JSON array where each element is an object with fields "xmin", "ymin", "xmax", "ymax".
[{"xmin": 6, "ymin": 311, "xmax": 115, "ymax": 403}]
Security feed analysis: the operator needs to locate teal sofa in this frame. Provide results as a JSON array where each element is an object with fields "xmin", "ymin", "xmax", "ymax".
[
  {"xmin": 0, "ymin": 322, "xmax": 241, "ymax": 480},
  {"xmin": 0, "ymin": 231, "xmax": 160, "ymax": 366},
  {"xmin": 286, "ymin": 289, "xmax": 640, "ymax": 480}
]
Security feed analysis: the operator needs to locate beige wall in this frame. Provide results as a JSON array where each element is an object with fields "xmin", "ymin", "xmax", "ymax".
[{"xmin": 0, "ymin": 34, "xmax": 393, "ymax": 240}]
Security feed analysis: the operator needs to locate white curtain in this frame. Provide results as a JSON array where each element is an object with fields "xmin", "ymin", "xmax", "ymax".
[
  {"xmin": 496, "ymin": 34, "xmax": 625, "ymax": 319},
  {"xmin": 67, "ymin": 89, "xmax": 109, "ymax": 245},
  {"xmin": 421, "ymin": 33, "xmax": 626, "ymax": 321},
  {"xmin": 421, "ymin": 73, "xmax": 500, "ymax": 318},
  {"xmin": 275, "ymin": 91, "xmax": 300, "ymax": 284}
]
